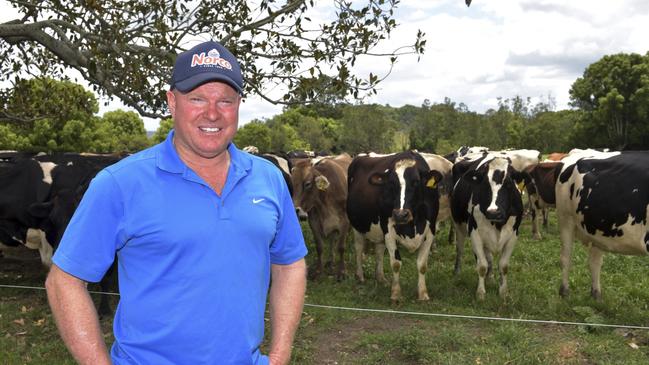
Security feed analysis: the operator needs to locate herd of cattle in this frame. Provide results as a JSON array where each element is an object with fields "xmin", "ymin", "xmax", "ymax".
[{"xmin": 2, "ymin": 145, "xmax": 649, "ymax": 308}]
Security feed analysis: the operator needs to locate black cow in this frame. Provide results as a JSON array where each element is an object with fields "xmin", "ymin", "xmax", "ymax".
[
  {"xmin": 555, "ymin": 150, "xmax": 649, "ymax": 300},
  {"xmin": 347, "ymin": 151, "xmax": 443, "ymax": 302},
  {"xmin": 451, "ymin": 154, "xmax": 524, "ymax": 300}
]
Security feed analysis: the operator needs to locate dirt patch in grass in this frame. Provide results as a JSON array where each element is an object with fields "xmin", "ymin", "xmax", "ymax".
[{"xmin": 306, "ymin": 314, "xmax": 429, "ymax": 365}]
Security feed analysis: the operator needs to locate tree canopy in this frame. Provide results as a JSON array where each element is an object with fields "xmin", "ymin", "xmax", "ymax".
[
  {"xmin": 0, "ymin": 0, "xmax": 425, "ymax": 119},
  {"xmin": 569, "ymin": 52, "xmax": 649, "ymax": 150}
]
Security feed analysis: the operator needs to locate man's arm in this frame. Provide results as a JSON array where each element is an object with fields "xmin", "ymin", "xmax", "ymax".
[
  {"xmin": 268, "ymin": 258, "xmax": 307, "ymax": 365},
  {"xmin": 45, "ymin": 264, "xmax": 112, "ymax": 365}
]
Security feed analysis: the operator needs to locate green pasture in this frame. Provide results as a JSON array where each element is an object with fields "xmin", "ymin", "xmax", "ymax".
[{"xmin": 2, "ymin": 211, "xmax": 649, "ymax": 364}]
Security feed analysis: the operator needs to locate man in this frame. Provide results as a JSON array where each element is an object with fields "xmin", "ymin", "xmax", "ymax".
[{"xmin": 45, "ymin": 40, "xmax": 308, "ymax": 365}]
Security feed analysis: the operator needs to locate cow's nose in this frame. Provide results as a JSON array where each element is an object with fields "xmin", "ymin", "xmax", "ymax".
[
  {"xmin": 485, "ymin": 209, "xmax": 505, "ymax": 222},
  {"xmin": 392, "ymin": 209, "xmax": 412, "ymax": 224},
  {"xmin": 295, "ymin": 207, "xmax": 308, "ymax": 221}
]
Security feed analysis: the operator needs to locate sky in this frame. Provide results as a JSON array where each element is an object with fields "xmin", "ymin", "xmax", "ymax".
[{"xmin": 2, "ymin": 0, "xmax": 649, "ymax": 131}]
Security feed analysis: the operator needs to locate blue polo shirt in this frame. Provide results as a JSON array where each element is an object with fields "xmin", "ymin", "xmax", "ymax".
[{"xmin": 52, "ymin": 130, "xmax": 307, "ymax": 365}]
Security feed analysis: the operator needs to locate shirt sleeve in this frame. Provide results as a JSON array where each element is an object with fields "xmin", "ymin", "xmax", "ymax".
[
  {"xmin": 52, "ymin": 170, "xmax": 126, "ymax": 282},
  {"xmin": 269, "ymin": 171, "xmax": 308, "ymax": 265}
]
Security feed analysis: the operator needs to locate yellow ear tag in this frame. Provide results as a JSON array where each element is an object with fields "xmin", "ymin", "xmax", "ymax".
[
  {"xmin": 517, "ymin": 182, "xmax": 525, "ymax": 192},
  {"xmin": 426, "ymin": 177, "xmax": 437, "ymax": 188},
  {"xmin": 316, "ymin": 177, "xmax": 329, "ymax": 191}
]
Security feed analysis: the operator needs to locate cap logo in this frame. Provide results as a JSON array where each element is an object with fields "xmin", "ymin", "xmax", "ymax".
[{"xmin": 190, "ymin": 49, "xmax": 232, "ymax": 70}]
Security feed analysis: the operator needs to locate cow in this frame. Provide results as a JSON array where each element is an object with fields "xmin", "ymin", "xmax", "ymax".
[
  {"xmin": 1, "ymin": 153, "xmax": 119, "ymax": 266},
  {"xmin": 523, "ymin": 161, "xmax": 562, "ymax": 239},
  {"xmin": 0, "ymin": 157, "xmax": 56, "ymax": 265},
  {"xmin": 347, "ymin": 151, "xmax": 443, "ymax": 302},
  {"xmin": 1, "ymin": 153, "xmax": 121, "ymax": 317},
  {"xmin": 242, "ymin": 147, "xmax": 294, "ymax": 196},
  {"xmin": 555, "ymin": 150, "xmax": 649, "ymax": 300},
  {"xmin": 290, "ymin": 153, "xmax": 352, "ymax": 281},
  {"xmin": 444, "ymin": 146, "xmax": 490, "ymax": 164},
  {"xmin": 419, "ymin": 152, "xmax": 455, "ymax": 245},
  {"xmin": 544, "ymin": 152, "xmax": 568, "ymax": 162},
  {"xmin": 451, "ymin": 154, "xmax": 524, "ymax": 300}
]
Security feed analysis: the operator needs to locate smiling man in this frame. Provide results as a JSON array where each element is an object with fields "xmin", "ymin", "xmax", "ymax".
[{"xmin": 46, "ymin": 40, "xmax": 308, "ymax": 365}]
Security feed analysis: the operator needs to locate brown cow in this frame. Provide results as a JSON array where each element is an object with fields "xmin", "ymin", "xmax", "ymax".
[
  {"xmin": 544, "ymin": 152, "xmax": 568, "ymax": 162},
  {"xmin": 523, "ymin": 161, "xmax": 562, "ymax": 239},
  {"xmin": 291, "ymin": 153, "xmax": 352, "ymax": 280}
]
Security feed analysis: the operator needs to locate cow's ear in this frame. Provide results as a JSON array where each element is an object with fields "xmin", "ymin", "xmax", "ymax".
[
  {"xmin": 509, "ymin": 168, "xmax": 525, "ymax": 183},
  {"xmin": 424, "ymin": 170, "xmax": 443, "ymax": 189},
  {"xmin": 28, "ymin": 202, "xmax": 53, "ymax": 219},
  {"xmin": 369, "ymin": 170, "xmax": 388, "ymax": 185},
  {"xmin": 315, "ymin": 175, "xmax": 330, "ymax": 191}
]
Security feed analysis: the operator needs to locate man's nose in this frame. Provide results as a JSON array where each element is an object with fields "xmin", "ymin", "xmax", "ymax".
[{"xmin": 205, "ymin": 102, "xmax": 222, "ymax": 120}]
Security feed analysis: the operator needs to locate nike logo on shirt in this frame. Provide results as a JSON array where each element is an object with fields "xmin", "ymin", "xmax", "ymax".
[{"xmin": 252, "ymin": 198, "xmax": 265, "ymax": 204}]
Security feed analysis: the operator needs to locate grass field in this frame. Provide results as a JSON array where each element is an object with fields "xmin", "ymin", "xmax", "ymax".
[{"xmin": 2, "ymin": 211, "xmax": 649, "ymax": 364}]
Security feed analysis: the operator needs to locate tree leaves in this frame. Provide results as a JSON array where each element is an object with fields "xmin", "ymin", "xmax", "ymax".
[
  {"xmin": 569, "ymin": 52, "xmax": 649, "ymax": 149},
  {"xmin": 1, "ymin": 0, "xmax": 425, "ymax": 119}
]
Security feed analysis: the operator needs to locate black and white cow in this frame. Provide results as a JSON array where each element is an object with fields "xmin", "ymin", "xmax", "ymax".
[
  {"xmin": 555, "ymin": 150, "xmax": 649, "ymax": 300},
  {"xmin": 242, "ymin": 147, "xmax": 294, "ymax": 196},
  {"xmin": 0, "ymin": 157, "xmax": 57, "ymax": 264},
  {"xmin": 419, "ymin": 152, "xmax": 455, "ymax": 245},
  {"xmin": 1, "ymin": 153, "xmax": 120, "ymax": 266},
  {"xmin": 347, "ymin": 151, "xmax": 443, "ymax": 302},
  {"xmin": 451, "ymin": 154, "xmax": 524, "ymax": 300}
]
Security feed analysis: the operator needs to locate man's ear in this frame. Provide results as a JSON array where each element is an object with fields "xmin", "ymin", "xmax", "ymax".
[{"xmin": 166, "ymin": 90, "xmax": 176, "ymax": 116}]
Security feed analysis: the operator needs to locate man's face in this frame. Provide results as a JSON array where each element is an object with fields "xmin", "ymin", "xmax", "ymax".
[{"xmin": 166, "ymin": 81, "xmax": 241, "ymax": 163}]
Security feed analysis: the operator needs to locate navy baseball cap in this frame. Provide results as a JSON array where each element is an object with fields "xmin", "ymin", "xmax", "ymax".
[{"xmin": 170, "ymin": 40, "xmax": 244, "ymax": 94}]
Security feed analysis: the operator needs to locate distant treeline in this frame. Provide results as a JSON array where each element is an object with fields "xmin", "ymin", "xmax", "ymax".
[{"xmin": 3, "ymin": 52, "xmax": 648, "ymax": 154}]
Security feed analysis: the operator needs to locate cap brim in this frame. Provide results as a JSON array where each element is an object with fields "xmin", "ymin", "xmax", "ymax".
[{"xmin": 173, "ymin": 73, "xmax": 243, "ymax": 94}]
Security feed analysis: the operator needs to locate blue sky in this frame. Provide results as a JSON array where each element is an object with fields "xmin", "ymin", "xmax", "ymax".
[{"xmin": 2, "ymin": 1, "xmax": 649, "ymax": 131}]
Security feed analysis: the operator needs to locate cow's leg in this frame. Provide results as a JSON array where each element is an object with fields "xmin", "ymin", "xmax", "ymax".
[
  {"xmin": 37, "ymin": 230, "xmax": 53, "ymax": 268},
  {"xmin": 415, "ymin": 235, "xmax": 434, "ymax": 301},
  {"xmin": 353, "ymin": 230, "xmax": 366, "ymax": 282},
  {"xmin": 454, "ymin": 222, "xmax": 467, "ymax": 276},
  {"xmin": 25, "ymin": 228, "xmax": 42, "ymax": 249},
  {"xmin": 447, "ymin": 223, "xmax": 455, "ymax": 246},
  {"xmin": 470, "ymin": 232, "xmax": 488, "ymax": 300},
  {"xmin": 588, "ymin": 246, "xmax": 604, "ymax": 301},
  {"xmin": 384, "ymin": 235, "xmax": 401, "ymax": 303},
  {"xmin": 485, "ymin": 251, "xmax": 494, "ymax": 280},
  {"xmin": 530, "ymin": 206, "xmax": 542, "ymax": 240},
  {"xmin": 307, "ymin": 219, "xmax": 325, "ymax": 280},
  {"xmin": 334, "ymin": 228, "xmax": 348, "ymax": 282},
  {"xmin": 325, "ymin": 237, "xmax": 335, "ymax": 271},
  {"xmin": 542, "ymin": 208, "xmax": 549, "ymax": 229},
  {"xmin": 97, "ymin": 262, "xmax": 118, "ymax": 319},
  {"xmin": 498, "ymin": 236, "xmax": 518, "ymax": 299},
  {"xmin": 374, "ymin": 242, "xmax": 388, "ymax": 285},
  {"xmin": 559, "ymin": 221, "xmax": 575, "ymax": 298}
]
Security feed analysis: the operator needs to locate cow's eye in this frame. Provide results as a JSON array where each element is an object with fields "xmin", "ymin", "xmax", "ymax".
[{"xmin": 304, "ymin": 181, "xmax": 313, "ymax": 190}]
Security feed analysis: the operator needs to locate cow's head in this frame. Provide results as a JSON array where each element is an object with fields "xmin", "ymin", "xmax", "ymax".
[
  {"xmin": 290, "ymin": 160, "xmax": 329, "ymax": 220},
  {"xmin": 369, "ymin": 158, "xmax": 442, "ymax": 225},
  {"xmin": 464, "ymin": 156, "xmax": 520, "ymax": 223}
]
